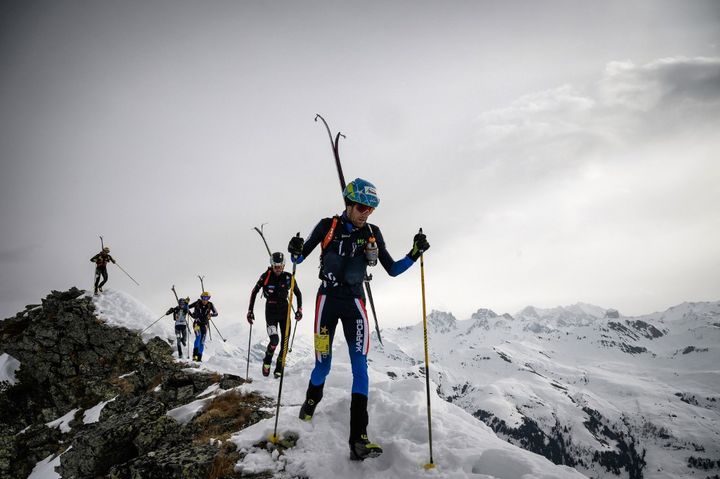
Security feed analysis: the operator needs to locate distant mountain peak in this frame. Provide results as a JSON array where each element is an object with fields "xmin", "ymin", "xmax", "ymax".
[
  {"xmin": 471, "ymin": 308, "xmax": 498, "ymax": 321},
  {"xmin": 519, "ymin": 306, "xmax": 540, "ymax": 318},
  {"xmin": 427, "ymin": 310, "xmax": 457, "ymax": 333}
]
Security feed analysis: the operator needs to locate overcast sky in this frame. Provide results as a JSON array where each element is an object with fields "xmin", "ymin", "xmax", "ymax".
[{"xmin": 1, "ymin": 1, "xmax": 719, "ymax": 331}]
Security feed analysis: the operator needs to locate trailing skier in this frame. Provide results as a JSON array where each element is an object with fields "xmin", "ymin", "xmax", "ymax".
[
  {"xmin": 90, "ymin": 247, "xmax": 116, "ymax": 295},
  {"xmin": 166, "ymin": 297, "xmax": 191, "ymax": 358},
  {"xmin": 189, "ymin": 292, "xmax": 218, "ymax": 361},
  {"xmin": 288, "ymin": 177, "xmax": 430, "ymax": 461},
  {"xmin": 247, "ymin": 252, "xmax": 303, "ymax": 378}
]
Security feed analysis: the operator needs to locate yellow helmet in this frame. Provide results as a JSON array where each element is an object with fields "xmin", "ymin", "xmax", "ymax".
[{"xmin": 201, "ymin": 292, "xmax": 211, "ymax": 299}]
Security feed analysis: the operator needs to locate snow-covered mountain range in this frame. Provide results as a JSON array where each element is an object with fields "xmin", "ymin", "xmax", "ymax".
[
  {"xmin": 10, "ymin": 290, "xmax": 718, "ymax": 478},
  {"xmin": 372, "ymin": 302, "xmax": 720, "ymax": 479}
]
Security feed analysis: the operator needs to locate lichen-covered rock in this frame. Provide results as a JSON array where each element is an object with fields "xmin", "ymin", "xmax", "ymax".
[
  {"xmin": 0, "ymin": 287, "xmax": 258, "ymax": 479},
  {"xmin": 0, "ymin": 434, "xmax": 17, "ymax": 479},
  {"xmin": 107, "ymin": 444, "xmax": 220, "ymax": 479}
]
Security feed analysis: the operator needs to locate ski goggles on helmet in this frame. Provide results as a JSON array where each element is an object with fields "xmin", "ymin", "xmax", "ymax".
[
  {"xmin": 200, "ymin": 295, "xmax": 210, "ymax": 300},
  {"xmin": 352, "ymin": 203, "xmax": 375, "ymax": 214}
]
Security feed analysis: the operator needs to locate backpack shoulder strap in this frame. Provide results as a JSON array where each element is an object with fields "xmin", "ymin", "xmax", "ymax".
[{"xmin": 321, "ymin": 216, "xmax": 340, "ymax": 251}]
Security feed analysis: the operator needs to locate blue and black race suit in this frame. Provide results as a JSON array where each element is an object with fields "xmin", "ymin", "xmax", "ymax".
[
  {"xmin": 188, "ymin": 300, "xmax": 218, "ymax": 360},
  {"xmin": 294, "ymin": 211, "xmax": 415, "ymax": 395}
]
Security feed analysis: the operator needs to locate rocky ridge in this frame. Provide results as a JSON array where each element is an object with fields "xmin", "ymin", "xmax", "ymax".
[{"xmin": 0, "ymin": 288, "xmax": 273, "ymax": 479}]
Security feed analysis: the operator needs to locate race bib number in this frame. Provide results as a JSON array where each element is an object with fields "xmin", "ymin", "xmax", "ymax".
[{"xmin": 314, "ymin": 333, "xmax": 330, "ymax": 354}]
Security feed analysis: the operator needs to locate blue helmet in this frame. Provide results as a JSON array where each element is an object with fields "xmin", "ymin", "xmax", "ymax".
[{"xmin": 343, "ymin": 178, "xmax": 380, "ymax": 208}]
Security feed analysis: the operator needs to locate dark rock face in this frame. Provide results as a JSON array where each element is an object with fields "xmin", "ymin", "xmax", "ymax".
[
  {"xmin": 473, "ymin": 409, "xmax": 577, "ymax": 467},
  {"xmin": 0, "ymin": 288, "xmax": 269, "ymax": 479},
  {"xmin": 467, "ymin": 406, "xmax": 647, "ymax": 479}
]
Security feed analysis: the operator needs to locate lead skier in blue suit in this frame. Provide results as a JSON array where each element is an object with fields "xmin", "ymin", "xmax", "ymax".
[{"xmin": 287, "ymin": 178, "xmax": 430, "ymax": 461}]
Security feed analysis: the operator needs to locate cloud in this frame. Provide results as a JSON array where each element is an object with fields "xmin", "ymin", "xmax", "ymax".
[
  {"xmin": 599, "ymin": 56, "xmax": 720, "ymax": 111},
  {"xmin": 419, "ymin": 56, "xmax": 720, "ymax": 316},
  {"xmin": 472, "ymin": 56, "xmax": 720, "ymax": 177}
]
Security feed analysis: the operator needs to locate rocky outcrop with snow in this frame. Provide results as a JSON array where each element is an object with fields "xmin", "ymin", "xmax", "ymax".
[{"xmin": 0, "ymin": 288, "xmax": 263, "ymax": 479}]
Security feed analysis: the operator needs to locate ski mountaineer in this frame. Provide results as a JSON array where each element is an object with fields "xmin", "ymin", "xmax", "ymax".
[
  {"xmin": 90, "ymin": 247, "xmax": 116, "ymax": 295},
  {"xmin": 247, "ymin": 252, "xmax": 303, "ymax": 378},
  {"xmin": 189, "ymin": 292, "xmax": 218, "ymax": 361},
  {"xmin": 287, "ymin": 178, "xmax": 430, "ymax": 461},
  {"xmin": 166, "ymin": 297, "xmax": 191, "ymax": 358}
]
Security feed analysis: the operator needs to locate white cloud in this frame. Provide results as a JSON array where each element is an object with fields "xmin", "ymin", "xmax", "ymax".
[
  {"xmin": 474, "ymin": 57, "xmax": 720, "ymax": 162},
  {"xmin": 425, "ymin": 56, "xmax": 720, "ymax": 316}
]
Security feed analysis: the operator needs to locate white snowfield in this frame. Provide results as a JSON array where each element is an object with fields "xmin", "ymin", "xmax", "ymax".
[{"xmin": 30, "ymin": 290, "xmax": 718, "ymax": 478}]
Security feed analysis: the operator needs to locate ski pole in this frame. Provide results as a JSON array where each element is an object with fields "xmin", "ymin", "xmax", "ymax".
[
  {"xmin": 99, "ymin": 235, "xmax": 104, "ymax": 249},
  {"xmin": 209, "ymin": 318, "xmax": 226, "ymax": 342},
  {"xmin": 140, "ymin": 313, "xmax": 169, "ymax": 334},
  {"xmin": 419, "ymin": 228, "xmax": 435, "ymax": 470},
  {"xmin": 246, "ymin": 323, "xmax": 253, "ymax": 382},
  {"xmin": 364, "ymin": 276, "xmax": 383, "ymax": 345},
  {"xmin": 288, "ymin": 319, "xmax": 299, "ymax": 352},
  {"xmin": 270, "ymin": 233, "xmax": 299, "ymax": 444},
  {"xmin": 114, "ymin": 262, "xmax": 140, "ymax": 286}
]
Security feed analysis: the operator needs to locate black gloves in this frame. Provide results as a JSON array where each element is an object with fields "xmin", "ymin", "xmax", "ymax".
[
  {"xmin": 295, "ymin": 308, "xmax": 303, "ymax": 321},
  {"xmin": 246, "ymin": 311, "xmax": 254, "ymax": 325},
  {"xmin": 408, "ymin": 232, "xmax": 430, "ymax": 261},
  {"xmin": 288, "ymin": 236, "xmax": 304, "ymax": 258}
]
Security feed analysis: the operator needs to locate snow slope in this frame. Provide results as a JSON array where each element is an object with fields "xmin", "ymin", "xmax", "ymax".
[
  {"xmin": 32, "ymin": 289, "xmax": 716, "ymax": 479},
  {"xmin": 81, "ymin": 289, "xmax": 590, "ymax": 479}
]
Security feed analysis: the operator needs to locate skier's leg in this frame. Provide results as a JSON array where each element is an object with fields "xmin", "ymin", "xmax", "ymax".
[
  {"xmin": 342, "ymin": 298, "xmax": 381, "ymax": 460},
  {"xmin": 300, "ymin": 294, "xmax": 338, "ymax": 420}
]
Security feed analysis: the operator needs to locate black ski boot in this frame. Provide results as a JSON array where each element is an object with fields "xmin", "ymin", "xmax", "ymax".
[
  {"xmin": 349, "ymin": 393, "xmax": 383, "ymax": 460},
  {"xmin": 349, "ymin": 434, "xmax": 383, "ymax": 461},
  {"xmin": 192, "ymin": 347, "xmax": 199, "ymax": 361},
  {"xmin": 299, "ymin": 381, "xmax": 324, "ymax": 422}
]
